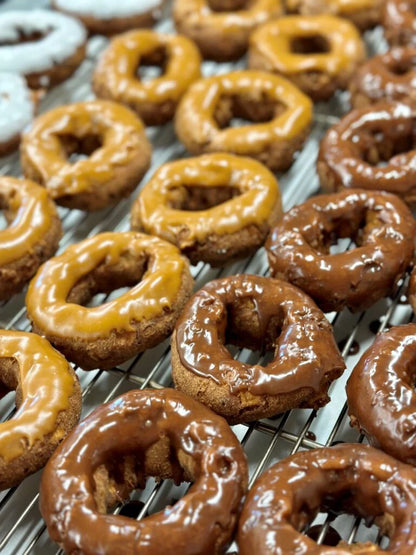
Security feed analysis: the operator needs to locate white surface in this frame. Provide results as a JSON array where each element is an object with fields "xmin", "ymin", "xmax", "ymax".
[
  {"xmin": 0, "ymin": 72, "xmax": 33, "ymax": 142},
  {"xmin": 53, "ymin": 0, "xmax": 162, "ymax": 19}
]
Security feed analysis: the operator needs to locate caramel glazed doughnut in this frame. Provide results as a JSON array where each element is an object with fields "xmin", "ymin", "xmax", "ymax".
[
  {"xmin": 20, "ymin": 100, "xmax": 152, "ymax": 211},
  {"xmin": 26, "ymin": 232, "xmax": 194, "ymax": 371},
  {"xmin": 384, "ymin": 0, "xmax": 416, "ymax": 47},
  {"xmin": 0, "ymin": 177, "xmax": 62, "ymax": 301},
  {"xmin": 131, "ymin": 153, "xmax": 282, "ymax": 266},
  {"xmin": 171, "ymin": 274, "xmax": 345, "ymax": 424},
  {"xmin": 238, "ymin": 443, "xmax": 416, "ymax": 554},
  {"xmin": 0, "ymin": 10, "xmax": 86, "ymax": 89},
  {"xmin": 266, "ymin": 189, "xmax": 416, "ymax": 313},
  {"xmin": 0, "ymin": 330, "xmax": 81, "ymax": 491},
  {"xmin": 40, "ymin": 388, "xmax": 248, "ymax": 555}
]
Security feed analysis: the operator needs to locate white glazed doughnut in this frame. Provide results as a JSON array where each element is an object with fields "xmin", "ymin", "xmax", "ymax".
[{"xmin": 0, "ymin": 73, "xmax": 34, "ymax": 156}]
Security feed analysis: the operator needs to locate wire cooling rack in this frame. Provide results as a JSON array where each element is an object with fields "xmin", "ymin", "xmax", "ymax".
[{"xmin": 0, "ymin": 1, "xmax": 411, "ymax": 553}]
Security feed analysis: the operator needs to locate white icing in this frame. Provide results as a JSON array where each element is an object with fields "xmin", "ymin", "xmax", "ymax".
[
  {"xmin": 53, "ymin": 0, "xmax": 162, "ymax": 19},
  {"xmin": 0, "ymin": 10, "xmax": 87, "ymax": 75},
  {"xmin": 0, "ymin": 72, "xmax": 33, "ymax": 144}
]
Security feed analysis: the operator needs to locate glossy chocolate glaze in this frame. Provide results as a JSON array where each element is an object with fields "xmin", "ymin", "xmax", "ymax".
[
  {"xmin": 40, "ymin": 388, "xmax": 248, "ymax": 555},
  {"xmin": 384, "ymin": 0, "xmax": 416, "ymax": 46},
  {"xmin": 238, "ymin": 443, "xmax": 416, "ymax": 554}
]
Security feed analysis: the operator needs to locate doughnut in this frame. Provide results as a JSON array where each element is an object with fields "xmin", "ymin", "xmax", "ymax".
[
  {"xmin": 286, "ymin": 0, "xmax": 383, "ymax": 30},
  {"xmin": 384, "ymin": 0, "xmax": 416, "ymax": 47},
  {"xmin": 20, "ymin": 100, "xmax": 152, "ymax": 211},
  {"xmin": 173, "ymin": 0, "xmax": 283, "ymax": 61},
  {"xmin": 0, "ymin": 73, "xmax": 34, "ymax": 157},
  {"xmin": 93, "ymin": 30, "xmax": 201, "ymax": 126},
  {"xmin": 317, "ymin": 101, "xmax": 416, "ymax": 206},
  {"xmin": 52, "ymin": 0, "xmax": 165, "ymax": 35},
  {"xmin": 266, "ymin": 189, "xmax": 415, "ymax": 313},
  {"xmin": 0, "ymin": 10, "xmax": 86, "ymax": 89},
  {"xmin": 350, "ymin": 47, "xmax": 416, "ymax": 108},
  {"xmin": 0, "ymin": 176, "xmax": 62, "ymax": 302},
  {"xmin": 26, "ymin": 232, "xmax": 194, "ymax": 371},
  {"xmin": 175, "ymin": 71, "xmax": 313, "ymax": 172},
  {"xmin": 0, "ymin": 330, "xmax": 81, "ymax": 491},
  {"xmin": 238, "ymin": 443, "xmax": 416, "ymax": 554},
  {"xmin": 249, "ymin": 15, "xmax": 365, "ymax": 102},
  {"xmin": 171, "ymin": 274, "xmax": 345, "ymax": 424},
  {"xmin": 130, "ymin": 153, "xmax": 282, "ymax": 266},
  {"xmin": 40, "ymin": 388, "xmax": 248, "ymax": 554}
]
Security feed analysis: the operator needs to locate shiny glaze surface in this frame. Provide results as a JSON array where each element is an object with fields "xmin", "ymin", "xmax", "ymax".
[
  {"xmin": 266, "ymin": 189, "xmax": 416, "ymax": 313},
  {"xmin": 287, "ymin": 0, "xmax": 380, "ymax": 15},
  {"xmin": 384, "ymin": 0, "xmax": 416, "ymax": 45},
  {"xmin": 174, "ymin": 274, "xmax": 345, "ymax": 395},
  {"xmin": 238, "ymin": 443, "xmax": 416, "ymax": 554},
  {"xmin": 26, "ymin": 232, "xmax": 189, "ymax": 339},
  {"xmin": 40, "ymin": 388, "xmax": 248, "ymax": 555},
  {"xmin": 0, "ymin": 330, "xmax": 77, "ymax": 461},
  {"xmin": 0, "ymin": 177, "xmax": 58, "ymax": 266},
  {"xmin": 133, "ymin": 153, "xmax": 281, "ymax": 245}
]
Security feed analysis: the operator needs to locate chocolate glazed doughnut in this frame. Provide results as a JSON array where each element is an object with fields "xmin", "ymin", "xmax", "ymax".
[
  {"xmin": 171, "ymin": 274, "xmax": 345, "ymax": 424},
  {"xmin": 40, "ymin": 388, "xmax": 248, "ymax": 555},
  {"xmin": 238, "ymin": 443, "xmax": 416, "ymax": 554},
  {"xmin": 384, "ymin": 0, "xmax": 416, "ymax": 46},
  {"xmin": 266, "ymin": 189, "xmax": 416, "ymax": 313}
]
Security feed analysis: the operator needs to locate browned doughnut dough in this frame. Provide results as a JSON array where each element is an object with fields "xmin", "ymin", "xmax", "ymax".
[
  {"xmin": 171, "ymin": 274, "xmax": 345, "ymax": 424},
  {"xmin": 384, "ymin": 0, "xmax": 416, "ymax": 47}
]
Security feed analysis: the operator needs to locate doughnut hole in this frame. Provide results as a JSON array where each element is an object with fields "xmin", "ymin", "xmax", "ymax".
[
  {"xmin": 0, "ymin": 29, "xmax": 48, "ymax": 47},
  {"xmin": 136, "ymin": 46, "xmax": 167, "ymax": 82},
  {"xmin": 214, "ymin": 92, "xmax": 286, "ymax": 129},
  {"xmin": 0, "ymin": 357, "xmax": 22, "ymax": 411},
  {"xmin": 290, "ymin": 34, "xmax": 330, "ymax": 54},
  {"xmin": 57, "ymin": 133, "xmax": 104, "ymax": 163},
  {"xmin": 208, "ymin": 0, "xmax": 252, "ymax": 11},
  {"xmin": 167, "ymin": 184, "xmax": 239, "ymax": 211}
]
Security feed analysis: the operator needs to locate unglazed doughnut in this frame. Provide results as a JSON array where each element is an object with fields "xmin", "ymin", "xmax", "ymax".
[
  {"xmin": 20, "ymin": 100, "xmax": 151, "ymax": 211},
  {"xmin": 26, "ymin": 232, "xmax": 194, "ymax": 371},
  {"xmin": 130, "ymin": 154, "xmax": 282, "ymax": 266},
  {"xmin": 173, "ymin": 0, "xmax": 283, "ymax": 61},
  {"xmin": 249, "ymin": 15, "xmax": 365, "ymax": 101},
  {"xmin": 0, "ymin": 177, "xmax": 61, "ymax": 301},
  {"xmin": 350, "ymin": 48, "xmax": 416, "ymax": 108},
  {"xmin": 171, "ymin": 274, "xmax": 345, "ymax": 424},
  {"xmin": 40, "ymin": 388, "xmax": 248, "ymax": 554},
  {"xmin": 0, "ymin": 10, "xmax": 86, "ymax": 89},
  {"xmin": 175, "ymin": 71, "xmax": 312, "ymax": 172},
  {"xmin": 0, "ymin": 73, "xmax": 34, "ymax": 157},
  {"xmin": 266, "ymin": 189, "xmax": 415, "ymax": 313},
  {"xmin": 384, "ymin": 0, "xmax": 416, "ymax": 46},
  {"xmin": 238, "ymin": 443, "xmax": 416, "ymax": 554},
  {"xmin": 93, "ymin": 30, "xmax": 201, "ymax": 126},
  {"xmin": 0, "ymin": 330, "xmax": 81, "ymax": 490},
  {"xmin": 52, "ymin": 0, "xmax": 165, "ymax": 35},
  {"xmin": 318, "ymin": 101, "xmax": 416, "ymax": 206}
]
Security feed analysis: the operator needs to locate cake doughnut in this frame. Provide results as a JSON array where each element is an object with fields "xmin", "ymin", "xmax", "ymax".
[
  {"xmin": 173, "ymin": 0, "xmax": 283, "ymax": 61},
  {"xmin": 175, "ymin": 71, "xmax": 313, "ymax": 172},
  {"xmin": 238, "ymin": 443, "xmax": 416, "ymax": 554},
  {"xmin": 266, "ymin": 189, "xmax": 415, "ymax": 313},
  {"xmin": 40, "ymin": 388, "xmax": 248, "ymax": 554},
  {"xmin": 26, "ymin": 232, "xmax": 194, "ymax": 371},
  {"xmin": 0, "ymin": 330, "xmax": 81, "ymax": 491},
  {"xmin": 0, "ymin": 73, "xmax": 34, "ymax": 157},
  {"xmin": 20, "ymin": 100, "xmax": 152, "ymax": 211},
  {"xmin": 0, "ymin": 177, "xmax": 62, "ymax": 302},
  {"xmin": 318, "ymin": 101, "xmax": 416, "ymax": 205},
  {"xmin": 130, "ymin": 154, "xmax": 282, "ymax": 266},
  {"xmin": 350, "ymin": 48, "xmax": 416, "ymax": 108},
  {"xmin": 0, "ymin": 10, "xmax": 86, "ymax": 89},
  {"xmin": 171, "ymin": 274, "xmax": 345, "ymax": 424},
  {"xmin": 384, "ymin": 0, "xmax": 416, "ymax": 47},
  {"xmin": 93, "ymin": 30, "xmax": 201, "ymax": 126},
  {"xmin": 52, "ymin": 0, "xmax": 166, "ymax": 35},
  {"xmin": 249, "ymin": 15, "xmax": 365, "ymax": 102}
]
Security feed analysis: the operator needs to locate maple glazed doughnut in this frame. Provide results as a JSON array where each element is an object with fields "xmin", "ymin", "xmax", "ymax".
[
  {"xmin": 318, "ymin": 101, "xmax": 416, "ymax": 205},
  {"xmin": 266, "ymin": 189, "xmax": 416, "ymax": 313},
  {"xmin": 0, "ymin": 177, "xmax": 61, "ymax": 301},
  {"xmin": 173, "ymin": 0, "xmax": 283, "ymax": 61},
  {"xmin": 26, "ymin": 232, "xmax": 194, "ymax": 371},
  {"xmin": 175, "ymin": 71, "xmax": 313, "ymax": 172},
  {"xmin": 384, "ymin": 0, "xmax": 416, "ymax": 47},
  {"xmin": 238, "ymin": 443, "xmax": 416, "ymax": 554},
  {"xmin": 40, "ymin": 388, "xmax": 248, "ymax": 554},
  {"xmin": 0, "ymin": 10, "xmax": 86, "ymax": 89},
  {"xmin": 171, "ymin": 274, "xmax": 345, "ymax": 424},
  {"xmin": 249, "ymin": 15, "xmax": 365, "ymax": 101},
  {"xmin": 93, "ymin": 30, "xmax": 201, "ymax": 126},
  {"xmin": 0, "ymin": 330, "xmax": 81, "ymax": 491},
  {"xmin": 20, "ymin": 100, "xmax": 152, "ymax": 211},
  {"xmin": 131, "ymin": 153, "xmax": 282, "ymax": 266}
]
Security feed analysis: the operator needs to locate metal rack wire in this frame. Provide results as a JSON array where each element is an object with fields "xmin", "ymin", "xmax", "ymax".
[{"xmin": 0, "ymin": 2, "xmax": 411, "ymax": 553}]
